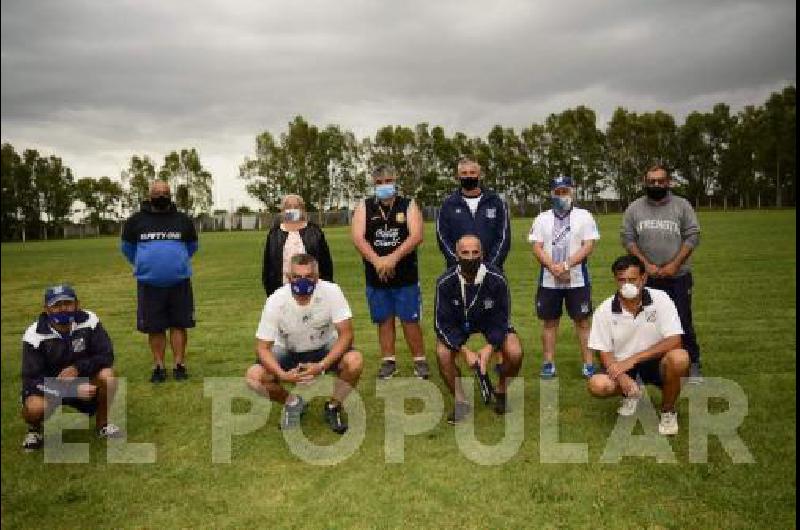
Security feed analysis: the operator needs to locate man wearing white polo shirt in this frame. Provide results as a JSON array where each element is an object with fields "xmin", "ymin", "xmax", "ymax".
[
  {"xmin": 586, "ymin": 255, "xmax": 690, "ymax": 435},
  {"xmin": 245, "ymin": 253, "xmax": 364, "ymax": 434}
]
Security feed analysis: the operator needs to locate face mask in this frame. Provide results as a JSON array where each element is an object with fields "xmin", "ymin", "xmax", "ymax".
[
  {"xmin": 151, "ymin": 196, "xmax": 172, "ymax": 210},
  {"xmin": 458, "ymin": 257, "xmax": 481, "ymax": 278},
  {"xmin": 552, "ymin": 195, "xmax": 572, "ymax": 211},
  {"xmin": 375, "ymin": 183, "xmax": 396, "ymax": 201},
  {"xmin": 645, "ymin": 186, "xmax": 668, "ymax": 201},
  {"xmin": 49, "ymin": 311, "xmax": 76, "ymax": 326},
  {"xmin": 459, "ymin": 178, "xmax": 480, "ymax": 191},
  {"xmin": 284, "ymin": 209, "xmax": 302, "ymax": 222},
  {"xmin": 290, "ymin": 277, "xmax": 316, "ymax": 297},
  {"xmin": 619, "ymin": 282, "xmax": 639, "ymax": 300}
]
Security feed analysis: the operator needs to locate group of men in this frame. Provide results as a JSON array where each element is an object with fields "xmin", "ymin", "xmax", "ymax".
[{"xmin": 20, "ymin": 158, "xmax": 703, "ymax": 450}]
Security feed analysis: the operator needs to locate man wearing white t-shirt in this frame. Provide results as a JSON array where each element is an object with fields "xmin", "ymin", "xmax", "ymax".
[
  {"xmin": 586, "ymin": 255, "xmax": 690, "ymax": 436},
  {"xmin": 529, "ymin": 176, "xmax": 600, "ymax": 379},
  {"xmin": 245, "ymin": 254, "xmax": 364, "ymax": 433}
]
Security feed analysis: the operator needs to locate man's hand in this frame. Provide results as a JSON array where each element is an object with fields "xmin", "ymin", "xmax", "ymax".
[
  {"xmin": 549, "ymin": 262, "xmax": 567, "ymax": 278},
  {"xmin": 477, "ymin": 344, "xmax": 494, "ymax": 373},
  {"xmin": 617, "ymin": 374, "xmax": 640, "ymax": 398},
  {"xmin": 279, "ymin": 367, "xmax": 303, "ymax": 384},
  {"xmin": 76, "ymin": 383, "xmax": 97, "ymax": 400},
  {"xmin": 606, "ymin": 358, "xmax": 634, "ymax": 380},
  {"xmin": 461, "ymin": 347, "xmax": 479, "ymax": 368},
  {"xmin": 645, "ymin": 261, "xmax": 660, "ymax": 277},
  {"xmin": 658, "ymin": 261, "xmax": 680, "ymax": 278},
  {"xmin": 58, "ymin": 366, "xmax": 79, "ymax": 379},
  {"xmin": 296, "ymin": 362, "xmax": 324, "ymax": 383}
]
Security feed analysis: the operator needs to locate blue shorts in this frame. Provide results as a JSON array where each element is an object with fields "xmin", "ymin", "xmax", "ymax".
[
  {"xmin": 535, "ymin": 285, "xmax": 592, "ymax": 321},
  {"xmin": 626, "ymin": 358, "xmax": 664, "ymax": 387},
  {"xmin": 257, "ymin": 344, "xmax": 343, "ymax": 374},
  {"xmin": 21, "ymin": 385, "xmax": 98, "ymax": 416},
  {"xmin": 365, "ymin": 284, "xmax": 421, "ymax": 324}
]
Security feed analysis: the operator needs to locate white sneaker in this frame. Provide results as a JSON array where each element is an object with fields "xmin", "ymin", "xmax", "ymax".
[
  {"xmin": 658, "ymin": 411, "xmax": 679, "ymax": 436},
  {"xmin": 97, "ymin": 424, "xmax": 124, "ymax": 439},
  {"xmin": 617, "ymin": 396, "xmax": 639, "ymax": 416}
]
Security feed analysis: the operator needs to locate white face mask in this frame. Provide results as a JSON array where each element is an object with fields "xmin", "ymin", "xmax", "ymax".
[
  {"xmin": 284, "ymin": 209, "xmax": 302, "ymax": 222},
  {"xmin": 619, "ymin": 282, "xmax": 639, "ymax": 300}
]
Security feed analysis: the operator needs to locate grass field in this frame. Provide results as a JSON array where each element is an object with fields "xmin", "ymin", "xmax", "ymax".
[{"xmin": 1, "ymin": 210, "xmax": 796, "ymax": 529}]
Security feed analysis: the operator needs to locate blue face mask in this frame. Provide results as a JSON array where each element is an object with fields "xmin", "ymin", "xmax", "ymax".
[
  {"xmin": 290, "ymin": 277, "xmax": 316, "ymax": 296},
  {"xmin": 49, "ymin": 311, "xmax": 76, "ymax": 326},
  {"xmin": 375, "ymin": 183, "xmax": 396, "ymax": 200},
  {"xmin": 552, "ymin": 195, "xmax": 573, "ymax": 212}
]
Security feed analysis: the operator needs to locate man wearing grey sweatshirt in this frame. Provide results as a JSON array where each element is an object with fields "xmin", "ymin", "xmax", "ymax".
[{"xmin": 621, "ymin": 164, "xmax": 703, "ymax": 382}]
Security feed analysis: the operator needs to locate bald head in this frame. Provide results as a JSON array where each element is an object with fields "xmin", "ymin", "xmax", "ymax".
[{"xmin": 149, "ymin": 180, "xmax": 171, "ymax": 198}]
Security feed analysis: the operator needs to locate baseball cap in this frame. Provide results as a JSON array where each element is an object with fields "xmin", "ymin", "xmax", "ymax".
[
  {"xmin": 44, "ymin": 284, "xmax": 77, "ymax": 306},
  {"xmin": 550, "ymin": 176, "xmax": 574, "ymax": 190}
]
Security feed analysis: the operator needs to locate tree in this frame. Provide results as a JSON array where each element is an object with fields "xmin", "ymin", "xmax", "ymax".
[
  {"xmin": 545, "ymin": 106, "xmax": 606, "ymax": 201},
  {"xmin": 120, "ymin": 155, "xmax": 156, "ymax": 213},
  {"xmin": 158, "ymin": 149, "xmax": 213, "ymax": 216},
  {"xmin": 74, "ymin": 176, "xmax": 124, "ymax": 225}
]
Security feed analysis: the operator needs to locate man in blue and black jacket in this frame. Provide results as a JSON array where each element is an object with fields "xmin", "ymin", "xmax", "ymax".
[
  {"xmin": 436, "ymin": 158, "xmax": 511, "ymax": 270},
  {"xmin": 121, "ymin": 181, "xmax": 198, "ymax": 383},
  {"xmin": 434, "ymin": 235, "xmax": 523, "ymax": 424}
]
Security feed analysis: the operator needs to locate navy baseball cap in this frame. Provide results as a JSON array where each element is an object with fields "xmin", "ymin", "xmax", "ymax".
[
  {"xmin": 550, "ymin": 176, "xmax": 574, "ymax": 190},
  {"xmin": 44, "ymin": 284, "xmax": 77, "ymax": 306}
]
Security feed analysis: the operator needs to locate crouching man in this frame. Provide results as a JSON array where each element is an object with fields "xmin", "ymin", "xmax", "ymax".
[
  {"xmin": 22, "ymin": 284, "xmax": 122, "ymax": 451},
  {"xmin": 245, "ymin": 254, "xmax": 363, "ymax": 434},
  {"xmin": 586, "ymin": 255, "xmax": 690, "ymax": 435}
]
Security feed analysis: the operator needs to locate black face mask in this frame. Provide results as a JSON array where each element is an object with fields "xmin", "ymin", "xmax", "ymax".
[
  {"xmin": 458, "ymin": 257, "xmax": 481, "ymax": 278},
  {"xmin": 460, "ymin": 178, "xmax": 480, "ymax": 192},
  {"xmin": 645, "ymin": 186, "xmax": 668, "ymax": 201},
  {"xmin": 151, "ymin": 196, "xmax": 172, "ymax": 210}
]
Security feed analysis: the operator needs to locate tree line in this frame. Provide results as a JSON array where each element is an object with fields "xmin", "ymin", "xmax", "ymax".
[{"xmin": 1, "ymin": 85, "xmax": 794, "ymax": 241}]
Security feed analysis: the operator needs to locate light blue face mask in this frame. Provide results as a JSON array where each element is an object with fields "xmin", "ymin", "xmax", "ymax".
[
  {"xmin": 552, "ymin": 195, "xmax": 573, "ymax": 212},
  {"xmin": 375, "ymin": 183, "xmax": 396, "ymax": 200}
]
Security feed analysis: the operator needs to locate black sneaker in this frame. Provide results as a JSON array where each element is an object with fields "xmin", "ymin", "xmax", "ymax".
[
  {"xmin": 493, "ymin": 392, "xmax": 508, "ymax": 415},
  {"xmin": 472, "ymin": 362, "xmax": 494, "ymax": 405},
  {"xmin": 377, "ymin": 360, "xmax": 397, "ymax": 380},
  {"xmin": 150, "ymin": 366, "xmax": 167, "ymax": 383},
  {"xmin": 447, "ymin": 401, "xmax": 472, "ymax": 425},
  {"xmin": 22, "ymin": 428, "xmax": 43, "ymax": 452},
  {"xmin": 280, "ymin": 396, "xmax": 306, "ymax": 430},
  {"xmin": 173, "ymin": 364, "xmax": 189, "ymax": 381},
  {"xmin": 324, "ymin": 401, "xmax": 348, "ymax": 434},
  {"xmin": 413, "ymin": 359, "xmax": 430, "ymax": 380}
]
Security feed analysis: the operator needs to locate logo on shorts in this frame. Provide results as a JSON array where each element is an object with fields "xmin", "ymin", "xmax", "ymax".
[
  {"xmin": 396, "ymin": 212, "xmax": 405, "ymax": 223},
  {"xmin": 71, "ymin": 337, "xmax": 86, "ymax": 353},
  {"xmin": 486, "ymin": 208, "xmax": 496, "ymax": 219},
  {"xmin": 646, "ymin": 310, "xmax": 657, "ymax": 322},
  {"xmin": 484, "ymin": 298, "xmax": 494, "ymax": 310},
  {"xmin": 455, "ymin": 208, "xmax": 462, "ymax": 214},
  {"xmin": 452, "ymin": 299, "xmax": 460, "ymax": 306},
  {"xmin": 580, "ymin": 303, "xmax": 590, "ymax": 314}
]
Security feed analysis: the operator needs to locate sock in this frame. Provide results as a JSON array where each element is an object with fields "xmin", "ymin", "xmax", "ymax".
[
  {"xmin": 382, "ymin": 356, "xmax": 396, "ymax": 362},
  {"xmin": 286, "ymin": 395, "xmax": 299, "ymax": 407},
  {"xmin": 327, "ymin": 399, "xmax": 340, "ymax": 409},
  {"xmin": 412, "ymin": 355, "xmax": 426, "ymax": 362}
]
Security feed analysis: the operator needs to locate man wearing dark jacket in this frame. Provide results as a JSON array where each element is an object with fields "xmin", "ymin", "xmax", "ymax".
[
  {"xmin": 121, "ymin": 181, "xmax": 198, "ymax": 383},
  {"xmin": 434, "ymin": 235, "xmax": 523, "ymax": 424},
  {"xmin": 436, "ymin": 158, "xmax": 511, "ymax": 270},
  {"xmin": 21, "ymin": 284, "xmax": 122, "ymax": 451}
]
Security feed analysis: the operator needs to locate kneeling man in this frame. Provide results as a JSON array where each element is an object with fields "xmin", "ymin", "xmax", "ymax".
[
  {"xmin": 246, "ymin": 254, "xmax": 363, "ymax": 433},
  {"xmin": 587, "ymin": 255, "xmax": 690, "ymax": 435}
]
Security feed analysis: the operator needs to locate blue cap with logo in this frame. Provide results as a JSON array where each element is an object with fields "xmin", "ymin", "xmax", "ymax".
[
  {"xmin": 550, "ymin": 176, "xmax": 574, "ymax": 190},
  {"xmin": 44, "ymin": 284, "xmax": 77, "ymax": 307}
]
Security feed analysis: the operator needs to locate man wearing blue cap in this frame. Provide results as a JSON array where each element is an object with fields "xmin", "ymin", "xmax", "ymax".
[
  {"xmin": 21, "ymin": 284, "xmax": 122, "ymax": 451},
  {"xmin": 528, "ymin": 176, "xmax": 600, "ymax": 379}
]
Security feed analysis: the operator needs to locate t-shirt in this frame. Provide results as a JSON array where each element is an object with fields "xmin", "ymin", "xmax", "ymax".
[
  {"xmin": 255, "ymin": 280, "xmax": 352, "ymax": 352},
  {"xmin": 528, "ymin": 207, "xmax": 600, "ymax": 288},
  {"xmin": 464, "ymin": 195, "xmax": 482, "ymax": 216},
  {"xmin": 588, "ymin": 288, "xmax": 683, "ymax": 362}
]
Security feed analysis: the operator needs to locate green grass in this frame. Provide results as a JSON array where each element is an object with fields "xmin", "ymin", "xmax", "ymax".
[{"xmin": 1, "ymin": 210, "xmax": 796, "ymax": 529}]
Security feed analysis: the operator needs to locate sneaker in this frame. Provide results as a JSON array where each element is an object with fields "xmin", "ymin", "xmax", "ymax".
[
  {"xmin": 324, "ymin": 401, "xmax": 348, "ymax": 434},
  {"xmin": 658, "ymin": 411, "xmax": 679, "ymax": 436},
  {"xmin": 377, "ymin": 360, "xmax": 397, "ymax": 380},
  {"xmin": 540, "ymin": 362, "xmax": 557, "ymax": 379},
  {"xmin": 150, "ymin": 366, "xmax": 167, "ymax": 383},
  {"xmin": 688, "ymin": 363, "xmax": 703, "ymax": 384},
  {"xmin": 413, "ymin": 359, "xmax": 430, "ymax": 380},
  {"xmin": 581, "ymin": 363, "xmax": 595, "ymax": 379},
  {"xmin": 493, "ymin": 392, "xmax": 508, "ymax": 415},
  {"xmin": 22, "ymin": 430, "xmax": 43, "ymax": 452},
  {"xmin": 472, "ymin": 362, "xmax": 494, "ymax": 405},
  {"xmin": 280, "ymin": 396, "xmax": 306, "ymax": 430},
  {"xmin": 97, "ymin": 424, "xmax": 125, "ymax": 439},
  {"xmin": 617, "ymin": 396, "xmax": 639, "ymax": 416},
  {"xmin": 447, "ymin": 401, "xmax": 472, "ymax": 425},
  {"xmin": 173, "ymin": 364, "xmax": 189, "ymax": 381}
]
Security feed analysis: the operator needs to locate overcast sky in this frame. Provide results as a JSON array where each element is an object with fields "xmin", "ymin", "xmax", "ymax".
[{"xmin": 1, "ymin": 0, "xmax": 795, "ymax": 209}]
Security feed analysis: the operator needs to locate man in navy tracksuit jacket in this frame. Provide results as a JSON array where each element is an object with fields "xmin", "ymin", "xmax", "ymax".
[
  {"xmin": 436, "ymin": 158, "xmax": 511, "ymax": 270},
  {"xmin": 434, "ymin": 235, "xmax": 523, "ymax": 424},
  {"xmin": 121, "ymin": 181, "xmax": 198, "ymax": 383}
]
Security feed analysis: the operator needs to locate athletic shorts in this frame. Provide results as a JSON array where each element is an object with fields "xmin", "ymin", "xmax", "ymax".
[
  {"xmin": 256, "ymin": 344, "xmax": 346, "ymax": 374},
  {"xmin": 137, "ymin": 279, "xmax": 195, "ymax": 333},
  {"xmin": 535, "ymin": 285, "xmax": 592, "ymax": 321},
  {"xmin": 625, "ymin": 358, "xmax": 663, "ymax": 387},
  {"xmin": 365, "ymin": 283, "xmax": 421, "ymax": 324},
  {"xmin": 21, "ymin": 384, "xmax": 98, "ymax": 416}
]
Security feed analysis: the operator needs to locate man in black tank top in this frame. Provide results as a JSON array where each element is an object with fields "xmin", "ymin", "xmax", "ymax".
[{"xmin": 351, "ymin": 165, "xmax": 429, "ymax": 380}]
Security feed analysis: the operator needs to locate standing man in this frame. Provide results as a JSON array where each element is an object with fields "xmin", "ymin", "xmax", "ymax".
[
  {"xmin": 434, "ymin": 235, "xmax": 523, "ymax": 423},
  {"xmin": 587, "ymin": 255, "xmax": 690, "ymax": 435},
  {"xmin": 245, "ymin": 254, "xmax": 364, "ymax": 433},
  {"xmin": 436, "ymin": 157, "xmax": 511, "ymax": 270},
  {"xmin": 529, "ymin": 176, "xmax": 600, "ymax": 379},
  {"xmin": 21, "ymin": 284, "xmax": 122, "ymax": 451},
  {"xmin": 351, "ymin": 165, "xmax": 428, "ymax": 380},
  {"xmin": 621, "ymin": 164, "xmax": 702, "ymax": 382},
  {"xmin": 121, "ymin": 180, "xmax": 198, "ymax": 383}
]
